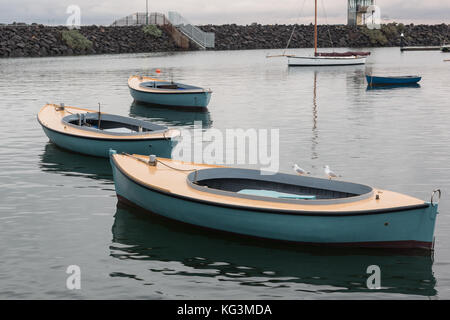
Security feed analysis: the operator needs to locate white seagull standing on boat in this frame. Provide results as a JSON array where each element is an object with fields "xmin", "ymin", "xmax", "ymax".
[
  {"xmin": 324, "ymin": 165, "xmax": 338, "ymax": 179},
  {"xmin": 293, "ymin": 164, "xmax": 309, "ymax": 175}
]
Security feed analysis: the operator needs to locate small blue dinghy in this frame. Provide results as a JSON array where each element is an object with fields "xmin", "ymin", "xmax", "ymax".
[
  {"xmin": 366, "ymin": 75, "xmax": 422, "ymax": 86},
  {"xmin": 128, "ymin": 75, "xmax": 212, "ymax": 110}
]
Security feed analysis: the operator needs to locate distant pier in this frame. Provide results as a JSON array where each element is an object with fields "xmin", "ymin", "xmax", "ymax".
[{"xmin": 400, "ymin": 46, "xmax": 442, "ymax": 52}]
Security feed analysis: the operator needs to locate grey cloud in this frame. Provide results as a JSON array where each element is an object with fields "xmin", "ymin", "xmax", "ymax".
[{"xmin": 0, "ymin": 0, "xmax": 448, "ymax": 25}]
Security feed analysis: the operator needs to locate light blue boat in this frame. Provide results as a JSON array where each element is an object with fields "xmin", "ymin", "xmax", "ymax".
[
  {"xmin": 110, "ymin": 151, "xmax": 440, "ymax": 250},
  {"xmin": 38, "ymin": 104, "xmax": 179, "ymax": 158},
  {"xmin": 128, "ymin": 75, "xmax": 212, "ymax": 110}
]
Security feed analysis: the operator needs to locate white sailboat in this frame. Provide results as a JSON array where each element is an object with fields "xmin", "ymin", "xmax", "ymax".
[{"xmin": 288, "ymin": 0, "xmax": 370, "ymax": 66}]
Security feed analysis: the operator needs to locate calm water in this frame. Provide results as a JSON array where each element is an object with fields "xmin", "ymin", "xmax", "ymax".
[{"xmin": 1, "ymin": 48, "xmax": 450, "ymax": 299}]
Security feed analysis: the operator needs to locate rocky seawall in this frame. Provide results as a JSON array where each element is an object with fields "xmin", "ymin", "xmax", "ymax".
[
  {"xmin": 0, "ymin": 23, "xmax": 449, "ymax": 58},
  {"xmin": 0, "ymin": 24, "xmax": 180, "ymax": 58},
  {"xmin": 201, "ymin": 23, "xmax": 450, "ymax": 50}
]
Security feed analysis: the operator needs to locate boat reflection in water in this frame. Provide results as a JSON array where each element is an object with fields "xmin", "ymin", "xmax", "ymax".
[
  {"xmin": 111, "ymin": 203, "xmax": 436, "ymax": 297},
  {"xmin": 366, "ymin": 83, "xmax": 421, "ymax": 91},
  {"xmin": 40, "ymin": 143, "xmax": 113, "ymax": 181},
  {"xmin": 129, "ymin": 101, "xmax": 212, "ymax": 128}
]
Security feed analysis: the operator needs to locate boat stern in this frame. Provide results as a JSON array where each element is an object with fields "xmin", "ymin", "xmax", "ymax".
[{"xmin": 199, "ymin": 90, "xmax": 212, "ymax": 108}]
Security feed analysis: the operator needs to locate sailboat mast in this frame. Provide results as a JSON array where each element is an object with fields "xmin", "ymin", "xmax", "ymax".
[{"xmin": 314, "ymin": 0, "xmax": 318, "ymax": 56}]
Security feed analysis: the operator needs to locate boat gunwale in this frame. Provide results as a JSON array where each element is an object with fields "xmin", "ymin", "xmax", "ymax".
[
  {"xmin": 139, "ymin": 80, "xmax": 203, "ymax": 91},
  {"xmin": 288, "ymin": 62, "xmax": 366, "ymax": 66},
  {"xmin": 37, "ymin": 104, "xmax": 179, "ymax": 142},
  {"xmin": 287, "ymin": 56, "xmax": 366, "ymax": 66},
  {"xmin": 287, "ymin": 55, "xmax": 367, "ymax": 60},
  {"xmin": 185, "ymin": 167, "xmax": 376, "ymax": 205},
  {"xmin": 61, "ymin": 112, "xmax": 168, "ymax": 137},
  {"xmin": 128, "ymin": 75, "xmax": 212, "ymax": 95},
  {"xmin": 111, "ymin": 154, "xmax": 430, "ymax": 217}
]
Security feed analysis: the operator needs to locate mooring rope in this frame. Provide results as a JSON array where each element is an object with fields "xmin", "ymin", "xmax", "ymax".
[
  {"xmin": 283, "ymin": 0, "xmax": 307, "ymax": 55},
  {"xmin": 123, "ymin": 153, "xmax": 197, "ymax": 173},
  {"xmin": 320, "ymin": 0, "xmax": 334, "ymax": 48},
  {"xmin": 156, "ymin": 159, "xmax": 198, "ymax": 172},
  {"xmin": 54, "ymin": 105, "xmax": 74, "ymax": 114},
  {"xmin": 122, "ymin": 153, "xmax": 149, "ymax": 165}
]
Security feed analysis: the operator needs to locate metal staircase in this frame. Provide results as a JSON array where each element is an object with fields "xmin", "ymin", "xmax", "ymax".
[
  {"xmin": 111, "ymin": 11, "xmax": 214, "ymax": 50},
  {"xmin": 167, "ymin": 12, "xmax": 215, "ymax": 49}
]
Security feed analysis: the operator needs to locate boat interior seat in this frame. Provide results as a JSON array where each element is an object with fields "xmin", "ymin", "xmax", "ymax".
[
  {"xmin": 157, "ymin": 84, "xmax": 180, "ymax": 89},
  {"xmin": 238, "ymin": 189, "xmax": 316, "ymax": 200}
]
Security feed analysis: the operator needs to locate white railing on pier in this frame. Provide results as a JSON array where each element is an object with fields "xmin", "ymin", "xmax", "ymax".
[
  {"xmin": 167, "ymin": 11, "xmax": 214, "ymax": 49},
  {"xmin": 111, "ymin": 12, "xmax": 168, "ymax": 27}
]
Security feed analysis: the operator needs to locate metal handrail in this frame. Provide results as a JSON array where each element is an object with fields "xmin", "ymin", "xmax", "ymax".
[
  {"xmin": 167, "ymin": 11, "xmax": 214, "ymax": 48},
  {"xmin": 111, "ymin": 12, "xmax": 168, "ymax": 27},
  {"xmin": 111, "ymin": 11, "xmax": 214, "ymax": 49}
]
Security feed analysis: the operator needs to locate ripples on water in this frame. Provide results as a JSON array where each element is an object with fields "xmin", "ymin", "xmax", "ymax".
[{"xmin": 0, "ymin": 48, "xmax": 449, "ymax": 299}]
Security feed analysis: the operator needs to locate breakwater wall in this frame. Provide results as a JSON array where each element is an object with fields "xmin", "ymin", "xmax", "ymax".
[
  {"xmin": 0, "ymin": 23, "xmax": 449, "ymax": 58},
  {"xmin": 200, "ymin": 23, "xmax": 450, "ymax": 50},
  {"xmin": 0, "ymin": 25, "xmax": 180, "ymax": 58}
]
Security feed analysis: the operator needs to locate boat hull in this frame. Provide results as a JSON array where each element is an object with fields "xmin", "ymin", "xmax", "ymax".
[
  {"xmin": 129, "ymin": 87, "xmax": 212, "ymax": 109},
  {"xmin": 366, "ymin": 75, "xmax": 422, "ymax": 86},
  {"xmin": 288, "ymin": 56, "xmax": 367, "ymax": 66},
  {"xmin": 41, "ymin": 125, "xmax": 175, "ymax": 158},
  {"xmin": 110, "ymin": 155, "xmax": 438, "ymax": 250}
]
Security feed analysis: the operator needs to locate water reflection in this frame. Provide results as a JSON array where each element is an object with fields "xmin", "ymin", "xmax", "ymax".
[
  {"xmin": 347, "ymin": 69, "xmax": 367, "ymax": 87},
  {"xmin": 287, "ymin": 64, "xmax": 365, "ymax": 75},
  {"xmin": 366, "ymin": 83, "xmax": 421, "ymax": 91},
  {"xmin": 129, "ymin": 101, "xmax": 212, "ymax": 128},
  {"xmin": 111, "ymin": 203, "xmax": 436, "ymax": 297},
  {"xmin": 39, "ymin": 143, "xmax": 112, "ymax": 181},
  {"xmin": 311, "ymin": 71, "xmax": 319, "ymax": 160}
]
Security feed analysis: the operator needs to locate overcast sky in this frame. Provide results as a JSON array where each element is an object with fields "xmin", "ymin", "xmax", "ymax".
[{"xmin": 0, "ymin": 0, "xmax": 449, "ymax": 25}]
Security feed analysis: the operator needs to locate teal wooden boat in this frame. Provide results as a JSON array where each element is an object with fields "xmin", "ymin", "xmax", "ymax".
[
  {"xmin": 128, "ymin": 75, "xmax": 212, "ymax": 110},
  {"xmin": 38, "ymin": 104, "xmax": 180, "ymax": 158},
  {"xmin": 110, "ymin": 151, "xmax": 440, "ymax": 250}
]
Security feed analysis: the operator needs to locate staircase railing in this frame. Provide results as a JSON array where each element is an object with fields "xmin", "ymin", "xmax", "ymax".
[
  {"xmin": 111, "ymin": 12, "xmax": 214, "ymax": 50},
  {"xmin": 111, "ymin": 12, "xmax": 168, "ymax": 26},
  {"xmin": 167, "ymin": 11, "xmax": 214, "ymax": 49}
]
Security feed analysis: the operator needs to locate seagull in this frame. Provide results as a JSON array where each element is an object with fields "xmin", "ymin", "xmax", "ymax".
[
  {"xmin": 324, "ymin": 165, "xmax": 339, "ymax": 179},
  {"xmin": 293, "ymin": 164, "xmax": 309, "ymax": 175}
]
